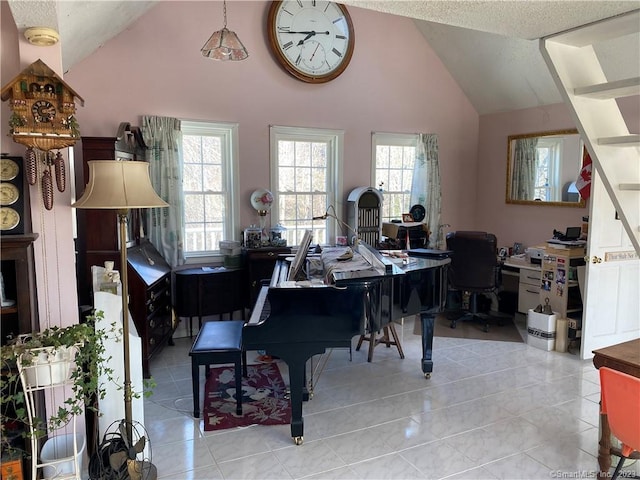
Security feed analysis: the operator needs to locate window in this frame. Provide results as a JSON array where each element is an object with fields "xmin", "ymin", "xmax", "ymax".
[
  {"xmin": 372, "ymin": 133, "xmax": 418, "ymax": 223},
  {"xmin": 181, "ymin": 120, "xmax": 239, "ymax": 257},
  {"xmin": 270, "ymin": 126, "xmax": 343, "ymax": 246},
  {"xmin": 534, "ymin": 137, "xmax": 562, "ymax": 201}
]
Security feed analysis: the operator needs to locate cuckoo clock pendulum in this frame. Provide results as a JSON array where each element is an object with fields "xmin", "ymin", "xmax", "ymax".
[{"xmin": 1, "ymin": 59, "xmax": 84, "ymax": 210}]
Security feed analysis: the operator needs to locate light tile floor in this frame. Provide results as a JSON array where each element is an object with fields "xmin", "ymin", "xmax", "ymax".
[{"xmin": 143, "ymin": 316, "xmax": 637, "ymax": 479}]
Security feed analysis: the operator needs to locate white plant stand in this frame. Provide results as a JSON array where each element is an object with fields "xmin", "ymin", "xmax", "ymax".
[{"xmin": 17, "ymin": 345, "xmax": 85, "ymax": 480}]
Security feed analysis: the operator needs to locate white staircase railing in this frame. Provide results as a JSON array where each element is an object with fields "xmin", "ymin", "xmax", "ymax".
[{"xmin": 540, "ymin": 10, "xmax": 640, "ymax": 255}]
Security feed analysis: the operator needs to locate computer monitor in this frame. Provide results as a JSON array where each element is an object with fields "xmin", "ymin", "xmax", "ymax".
[
  {"xmin": 288, "ymin": 229, "xmax": 313, "ymax": 282},
  {"xmin": 564, "ymin": 226, "xmax": 581, "ymax": 241}
]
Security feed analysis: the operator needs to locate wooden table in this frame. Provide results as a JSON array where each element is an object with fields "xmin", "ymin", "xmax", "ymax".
[
  {"xmin": 592, "ymin": 338, "xmax": 640, "ymax": 479},
  {"xmin": 174, "ymin": 267, "xmax": 245, "ymax": 337}
]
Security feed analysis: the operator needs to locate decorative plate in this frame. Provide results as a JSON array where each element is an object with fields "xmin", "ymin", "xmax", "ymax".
[{"xmin": 409, "ymin": 204, "xmax": 426, "ymax": 222}]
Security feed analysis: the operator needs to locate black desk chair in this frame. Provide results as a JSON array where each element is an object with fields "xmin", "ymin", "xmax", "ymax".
[{"xmin": 446, "ymin": 231, "xmax": 500, "ymax": 332}]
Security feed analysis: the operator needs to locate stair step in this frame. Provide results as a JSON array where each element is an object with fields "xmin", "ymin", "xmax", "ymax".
[
  {"xmin": 541, "ymin": 9, "xmax": 640, "ymax": 256},
  {"xmin": 598, "ymin": 134, "xmax": 640, "ymax": 146},
  {"xmin": 575, "ymin": 77, "xmax": 640, "ymax": 99},
  {"xmin": 550, "ymin": 10, "xmax": 640, "ymax": 46}
]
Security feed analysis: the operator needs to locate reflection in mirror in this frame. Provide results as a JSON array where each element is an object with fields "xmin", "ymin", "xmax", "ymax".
[{"xmin": 506, "ymin": 129, "xmax": 586, "ymax": 207}]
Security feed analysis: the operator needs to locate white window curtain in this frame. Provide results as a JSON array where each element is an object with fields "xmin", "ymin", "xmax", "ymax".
[
  {"xmin": 511, "ymin": 138, "xmax": 538, "ymax": 201},
  {"xmin": 410, "ymin": 133, "xmax": 441, "ymax": 248},
  {"xmin": 141, "ymin": 115, "xmax": 185, "ymax": 268}
]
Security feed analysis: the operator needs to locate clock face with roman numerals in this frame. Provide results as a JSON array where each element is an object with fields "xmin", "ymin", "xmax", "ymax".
[{"xmin": 267, "ymin": 1, "xmax": 355, "ymax": 83}]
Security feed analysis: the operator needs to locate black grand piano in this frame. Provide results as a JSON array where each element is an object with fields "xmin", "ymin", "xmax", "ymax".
[{"xmin": 243, "ymin": 240, "xmax": 449, "ymax": 445}]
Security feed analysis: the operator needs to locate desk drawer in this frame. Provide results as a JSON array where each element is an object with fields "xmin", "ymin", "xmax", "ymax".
[
  {"xmin": 518, "ymin": 283, "xmax": 540, "ymax": 313},
  {"xmin": 519, "ymin": 269, "xmax": 540, "ymax": 286}
]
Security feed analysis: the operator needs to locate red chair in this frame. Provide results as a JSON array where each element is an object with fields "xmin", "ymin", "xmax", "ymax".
[{"xmin": 599, "ymin": 367, "xmax": 640, "ymax": 480}]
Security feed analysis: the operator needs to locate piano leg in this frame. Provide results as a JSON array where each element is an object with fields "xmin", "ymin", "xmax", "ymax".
[
  {"xmin": 287, "ymin": 360, "xmax": 306, "ymax": 445},
  {"xmin": 420, "ymin": 308, "xmax": 437, "ymax": 379}
]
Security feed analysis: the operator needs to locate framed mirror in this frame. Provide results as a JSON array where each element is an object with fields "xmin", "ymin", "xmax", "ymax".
[{"xmin": 506, "ymin": 129, "xmax": 586, "ymax": 207}]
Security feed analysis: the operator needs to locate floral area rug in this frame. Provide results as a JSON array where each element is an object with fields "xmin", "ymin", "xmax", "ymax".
[{"xmin": 203, "ymin": 363, "xmax": 290, "ymax": 431}]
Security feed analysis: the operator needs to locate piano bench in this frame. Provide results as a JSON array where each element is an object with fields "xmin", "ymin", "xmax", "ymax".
[{"xmin": 189, "ymin": 320, "xmax": 246, "ymax": 418}]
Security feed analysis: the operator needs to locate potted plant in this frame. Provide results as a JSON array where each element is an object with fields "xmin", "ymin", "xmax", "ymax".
[{"xmin": 0, "ymin": 310, "xmax": 117, "ymax": 459}]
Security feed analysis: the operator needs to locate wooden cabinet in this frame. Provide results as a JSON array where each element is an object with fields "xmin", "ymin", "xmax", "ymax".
[
  {"xmin": 1, "ymin": 234, "xmax": 39, "ymax": 474},
  {"xmin": 244, "ymin": 247, "xmax": 290, "ymax": 308},
  {"xmin": 74, "ymin": 128, "xmax": 176, "ymax": 378},
  {"xmin": 1, "ymin": 234, "xmax": 39, "ymax": 345},
  {"xmin": 74, "ymin": 128, "xmax": 145, "ymax": 306},
  {"xmin": 127, "ymin": 242, "xmax": 173, "ymax": 379},
  {"xmin": 174, "ymin": 267, "xmax": 245, "ymax": 337}
]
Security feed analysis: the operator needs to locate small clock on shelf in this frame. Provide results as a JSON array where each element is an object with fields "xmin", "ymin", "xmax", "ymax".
[{"xmin": 0, "ymin": 155, "xmax": 29, "ymax": 235}]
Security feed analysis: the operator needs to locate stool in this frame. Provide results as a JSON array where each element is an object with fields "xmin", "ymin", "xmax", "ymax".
[
  {"xmin": 189, "ymin": 320, "xmax": 245, "ymax": 418},
  {"xmin": 356, "ymin": 322, "xmax": 405, "ymax": 362}
]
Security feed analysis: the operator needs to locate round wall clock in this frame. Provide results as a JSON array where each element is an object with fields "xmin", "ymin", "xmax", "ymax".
[{"xmin": 267, "ymin": 0, "xmax": 355, "ymax": 83}]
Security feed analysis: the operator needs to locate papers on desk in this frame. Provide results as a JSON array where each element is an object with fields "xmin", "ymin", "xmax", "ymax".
[
  {"xmin": 547, "ymin": 238, "xmax": 586, "ymax": 247},
  {"xmin": 546, "ymin": 239, "xmax": 587, "ymax": 256}
]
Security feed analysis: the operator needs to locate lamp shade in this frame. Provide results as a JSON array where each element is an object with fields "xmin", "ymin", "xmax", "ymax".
[
  {"xmin": 72, "ymin": 160, "xmax": 168, "ymax": 210},
  {"xmin": 201, "ymin": 28, "xmax": 249, "ymax": 61}
]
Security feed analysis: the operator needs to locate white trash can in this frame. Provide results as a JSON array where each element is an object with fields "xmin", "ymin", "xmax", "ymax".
[{"xmin": 40, "ymin": 433, "xmax": 86, "ymax": 479}]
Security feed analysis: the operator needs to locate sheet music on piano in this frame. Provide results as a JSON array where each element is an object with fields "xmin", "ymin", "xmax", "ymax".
[{"xmin": 287, "ymin": 229, "xmax": 313, "ymax": 282}]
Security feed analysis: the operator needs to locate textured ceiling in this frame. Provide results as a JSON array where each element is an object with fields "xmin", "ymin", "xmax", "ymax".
[
  {"xmin": 7, "ymin": 0, "xmax": 156, "ymax": 69},
  {"xmin": 6, "ymin": 0, "xmax": 640, "ymax": 115},
  {"xmin": 340, "ymin": 1, "xmax": 639, "ymax": 39}
]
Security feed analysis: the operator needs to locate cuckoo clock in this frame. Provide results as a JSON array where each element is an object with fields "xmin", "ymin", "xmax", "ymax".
[{"xmin": 1, "ymin": 59, "xmax": 84, "ymax": 209}]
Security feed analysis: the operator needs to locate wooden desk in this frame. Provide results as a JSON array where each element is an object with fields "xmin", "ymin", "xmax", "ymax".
[
  {"xmin": 174, "ymin": 267, "xmax": 245, "ymax": 337},
  {"xmin": 592, "ymin": 338, "xmax": 640, "ymax": 479}
]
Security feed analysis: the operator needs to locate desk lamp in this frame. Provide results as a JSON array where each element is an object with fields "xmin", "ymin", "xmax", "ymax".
[
  {"xmin": 73, "ymin": 160, "xmax": 168, "ymax": 479},
  {"xmin": 313, "ymin": 205, "xmax": 360, "ymax": 248}
]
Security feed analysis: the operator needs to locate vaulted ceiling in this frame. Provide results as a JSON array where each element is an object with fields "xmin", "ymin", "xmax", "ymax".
[{"xmin": 6, "ymin": 0, "xmax": 640, "ymax": 115}]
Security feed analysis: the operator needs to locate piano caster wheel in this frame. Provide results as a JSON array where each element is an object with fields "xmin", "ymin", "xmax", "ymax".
[
  {"xmin": 294, "ymin": 436, "xmax": 304, "ymax": 445},
  {"xmin": 424, "ymin": 373, "xmax": 431, "ymax": 379}
]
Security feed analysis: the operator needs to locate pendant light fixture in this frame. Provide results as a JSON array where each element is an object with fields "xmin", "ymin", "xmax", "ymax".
[{"xmin": 201, "ymin": 0, "xmax": 248, "ymax": 61}]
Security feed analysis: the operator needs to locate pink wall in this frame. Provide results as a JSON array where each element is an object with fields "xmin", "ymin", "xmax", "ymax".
[{"xmin": 59, "ymin": 1, "xmax": 479, "ymax": 232}]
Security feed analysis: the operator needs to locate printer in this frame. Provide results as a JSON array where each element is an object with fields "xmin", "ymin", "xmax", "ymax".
[{"xmin": 526, "ymin": 247, "xmax": 545, "ymax": 264}]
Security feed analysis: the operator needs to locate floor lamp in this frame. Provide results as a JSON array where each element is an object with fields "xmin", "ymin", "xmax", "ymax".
[{"xmin": 72, "ymin": 160, "xmax": 167, "ymax": 478}]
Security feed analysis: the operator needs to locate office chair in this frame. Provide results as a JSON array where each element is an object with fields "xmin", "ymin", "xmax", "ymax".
[
  {"xmin": 599, "ymin": 367, "xmax": 640, "ymax": 480},
  {"xmin": 445, "ymin": 231, "xmax": 500, "ymax": 332}
]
